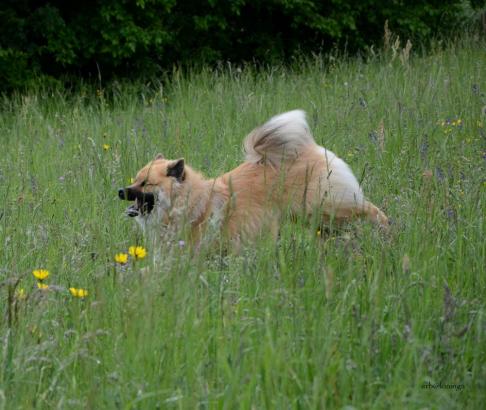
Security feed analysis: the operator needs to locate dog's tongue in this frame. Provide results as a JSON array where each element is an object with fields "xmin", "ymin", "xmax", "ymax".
[{"xmin": 126, "ymin": 204, "xmax": 139, "ymax": 217}]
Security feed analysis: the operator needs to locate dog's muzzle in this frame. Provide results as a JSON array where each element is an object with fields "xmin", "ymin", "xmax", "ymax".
[{"xmin": 118, "ymin": 187, "xmax": 155, "ymax": 217}]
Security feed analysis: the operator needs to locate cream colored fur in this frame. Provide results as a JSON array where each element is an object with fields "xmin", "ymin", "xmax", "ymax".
[{"xmin": 125, "ymin": 110, "xmax": 388, "ymax": 247}]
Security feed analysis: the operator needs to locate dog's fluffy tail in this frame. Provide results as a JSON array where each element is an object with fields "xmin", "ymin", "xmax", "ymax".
[{"xmin": 243, "ymin": 110, "xmax": 315, "ymax": 166}]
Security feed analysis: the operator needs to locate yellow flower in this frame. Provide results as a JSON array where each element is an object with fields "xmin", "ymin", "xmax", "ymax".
[
  {"xmin": 129, "ymin": 177, "xmax": 135, "ymax": 184},
  {"xmin": 317, "ymin": 229, "xmax": 322, "ymax": 237},
  {"xmin": 69, "ymin": 287, "xmax": 89, "ymax": 298},
  {"xmin": 32, "ymin": 269, "xmax": 49, "ymax": 281},
  {"xmin": 129, "ymin": 246, "xmax": 147, "ymax": 260},
  {"xmin": 115, "ymin": 253, "xmax": 128, "ymax": 264},
  {"xmin": 37, "ymin": 282, "xmax": 49, "ymax": 290},
  {"xmin": 103, "ymin": 144, "xmax": 110, "ymax": 151}
]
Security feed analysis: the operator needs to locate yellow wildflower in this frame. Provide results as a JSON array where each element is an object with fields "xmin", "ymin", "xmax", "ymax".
[
  {"xmin": 129, "ymin": 177, "xmax": 135, "ymax": 184},
  {"xmin": 32, "ymin": 269, "xmax": 49, "ymax": 281},
  {"xmin": 103, "ymin": 144, "xmax": 110, "ymax": 151},
  {"xmin": 37, "ymin": 283, "xmax": 49, "ymax": 290},
  {"xmin": 129, "ymin": 246, "xmax": 147, "ymax": 260},
  {"xmin": 69, "ymin": 287, "xmax": 89, "ymax": 298},
  {"xmin": 115, "ymin": 253, "xmax": 129, "ymax": 264}
]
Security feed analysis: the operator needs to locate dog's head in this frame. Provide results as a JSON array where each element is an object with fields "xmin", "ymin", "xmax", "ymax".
[{"xmin": 118, "ymin": 154, "xmax": 185, "ymax": 219}]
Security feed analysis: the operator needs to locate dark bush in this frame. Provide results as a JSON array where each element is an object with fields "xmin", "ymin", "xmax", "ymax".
[{"xmin": 0, "ymin": 0, "xmax": 482, "ymax": 91}]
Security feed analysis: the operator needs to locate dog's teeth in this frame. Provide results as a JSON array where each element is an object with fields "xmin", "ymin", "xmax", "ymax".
[{"xmin": 126, "ymin": 205, "xmax": 140, "ymax": 217}]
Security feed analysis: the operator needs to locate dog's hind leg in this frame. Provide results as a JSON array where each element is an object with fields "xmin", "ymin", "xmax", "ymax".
[
  {"xmin": 361, "ymin": 200, "xmax": 389, "ymax": 227},
  {"xmin": 326, "ymin": 200, "xmax": 389, "ymax": 228}
]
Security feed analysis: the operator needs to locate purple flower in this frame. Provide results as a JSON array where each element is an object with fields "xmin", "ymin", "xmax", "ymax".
[
  {"xmin": 369, "ymin": 131, "xmax": 378, "ymax": 144},
  {"xmin": 446, "ymin": 208, "xmax": 456, "ymax": 220},
  {"xmin": 435, "ymin": 167, "xmax": 445, "ymax": 182},
  {"xmin": 420, "ymin": 136, "xmax": 429, "ymax": 162}
]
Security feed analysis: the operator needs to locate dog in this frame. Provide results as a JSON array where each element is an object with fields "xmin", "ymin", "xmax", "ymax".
[{"xmin": 118, "ymin": 110, "xmax": 388, "ymax": 247}]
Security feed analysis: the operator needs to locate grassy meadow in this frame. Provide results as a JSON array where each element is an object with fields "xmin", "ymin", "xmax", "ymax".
[{"xmin": 1, "ymin": 36, "xmax": 485, "ymax": 409}]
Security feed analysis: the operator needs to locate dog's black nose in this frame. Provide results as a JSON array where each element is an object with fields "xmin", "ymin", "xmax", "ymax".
[{"xmin": 118, "ymin": 188, "xmax": 126, "ymax": 200}]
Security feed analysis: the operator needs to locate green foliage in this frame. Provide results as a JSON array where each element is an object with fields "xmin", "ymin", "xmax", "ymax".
[
  {"xmin": 0, "ymin": 37, "xmax": 485, "ymax": 408},
  {"xmin": 1, "ymin": 0, "xmax": 483, "ymax": 91}
]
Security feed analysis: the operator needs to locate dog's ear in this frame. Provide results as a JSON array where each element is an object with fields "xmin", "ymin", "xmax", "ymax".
[
  {"xmin": 167, "ymin": 158, "xmax": 185, "ymax": 182},
  {"xmin": 155, "ymin": 153, "xmax": 164, "ymax": 160}
]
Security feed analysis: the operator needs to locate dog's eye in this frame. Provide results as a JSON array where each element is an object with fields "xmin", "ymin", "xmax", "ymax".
[{"xmin": 141, "ymin": 181, "xmax": 146, "ymax": 187}]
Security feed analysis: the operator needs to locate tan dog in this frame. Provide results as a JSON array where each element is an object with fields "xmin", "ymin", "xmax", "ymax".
[{"xmin": 118, "ymin": 110, "xmax": 388, "ymax": 247}]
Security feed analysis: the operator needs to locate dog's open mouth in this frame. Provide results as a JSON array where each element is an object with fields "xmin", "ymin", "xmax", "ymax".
[
  {"xmin": 126, "ymin": 203, "xmax": 141, "ymax": 217},
  {"xmin": 119, "ymin": 188, "xmax": 155, "ymax": 218},
  {"xmin": 126, "ymin": 195, "xmax": 155, "ymax": 218}
]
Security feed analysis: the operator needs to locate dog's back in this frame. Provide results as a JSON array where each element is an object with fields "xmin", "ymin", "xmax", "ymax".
[{"xmin": 221, "ymin": 110, "xmax": 388, "ymax": 241}]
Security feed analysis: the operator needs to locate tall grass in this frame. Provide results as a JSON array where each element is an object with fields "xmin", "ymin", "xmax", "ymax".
[{"xmin": 1, "ymin": 36, "xmax": 485, "ymax": 409}]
